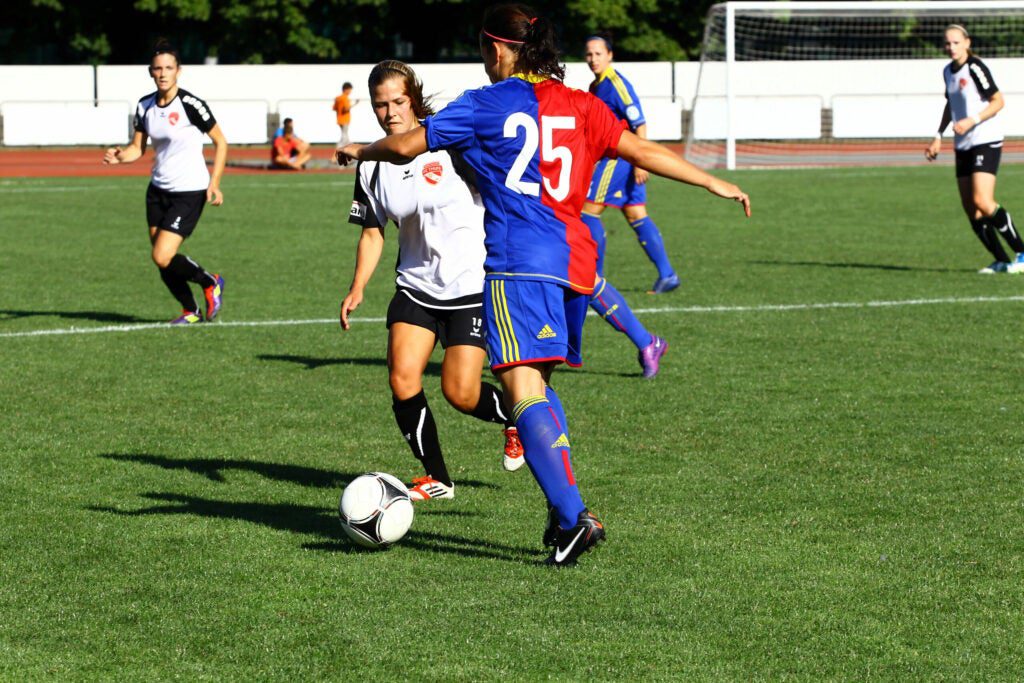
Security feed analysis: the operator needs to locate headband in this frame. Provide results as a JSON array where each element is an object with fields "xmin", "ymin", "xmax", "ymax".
[
  {"xmin": 947, "ymin": 23, "xmax": 970, "ymax": 37},
  {"xmin": 481, "ymin": 17, "xmax": 538, "ymax": 45}
]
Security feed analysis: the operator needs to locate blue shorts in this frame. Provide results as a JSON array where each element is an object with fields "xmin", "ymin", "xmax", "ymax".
[
  {"xmin": 587, "ymin": 157, "xmax": 647, "ymax": 208},
  {"xmin": 484, "ymin": 278, "xmax": 588, "ymax": 370}
]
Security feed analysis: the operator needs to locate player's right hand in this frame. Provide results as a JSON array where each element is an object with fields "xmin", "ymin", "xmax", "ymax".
[
  {"xmin": 103, "ymin": 147, "xmax": 121, "ymax": 165},
  {"xmin": 336, "ymin": 143, "xmax": 364, "ymax": 166},
  {"xmin": 707, "ymin": 178, "xmax": 751, "ymax": 217},
  {"xmin": 340, "ymin": 291, "xmax": 362, "ymax": 330}
]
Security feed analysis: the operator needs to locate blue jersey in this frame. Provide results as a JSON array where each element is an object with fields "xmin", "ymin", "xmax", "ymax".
[
  {"xmin": 424, "ymin": 76, "xmax": 626, "ymax": 294},
  {"xmin": 590, "ymin": 67, "xmax": 645, "ymax": 132}
]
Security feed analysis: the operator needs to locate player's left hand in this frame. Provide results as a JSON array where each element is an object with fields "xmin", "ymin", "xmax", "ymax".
[
  {"xmin": 953, "ymin": 117, "xmax": 976, "ymax": 135},
  {"xmin": 336, "ymin": 143, "xmax": 364, "ymax": 166},
  {"xmin": 207, "ymin": 186, "xmax": 224, "ymax": 206},
  {"xmin": 633, "ymin": 167, "xmax": 649, "ymax": 185}
]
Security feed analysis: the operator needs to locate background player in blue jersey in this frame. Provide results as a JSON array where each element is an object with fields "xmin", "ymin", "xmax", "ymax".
[
  {"xmin": 582, "ymin": 35, "xmax": 680, "ymax": 294},
  {"xmin": 339, "ymin": 3, "xmax": 749, "ymax": 566}
]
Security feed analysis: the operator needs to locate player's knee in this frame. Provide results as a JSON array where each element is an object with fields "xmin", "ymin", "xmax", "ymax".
[
  {"xmin": 975, "ymin": 196, "xmax": 997, "ymax": 216},
  {"xmin": 624, "ymin": 206, "xmax": 648, "ymax": 222},
  {"xmin": 388, "ymin": 369, "xmax": 422, "ymax": 399},
  {"xmin": 441, "ymin": 377, "xmax": 478, "ymax": 413},
  {"xmin": 151, "ymin": 249, "xmax": 173, "ymax": 269}
]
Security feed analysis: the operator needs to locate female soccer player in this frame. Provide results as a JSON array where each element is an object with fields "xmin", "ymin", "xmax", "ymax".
[
  {"xmin": 339, "ymin": 4, "xmax": 749, "ymax": 566},
  {"xmin": 103, "ymin": 40, "xmax": 226, "ymax": 323},
  {"xmin": 925, "ymin": 24, "xmax": 1022, "ymax": 274},
  {"xmin": 582, "ymin": 35, "xmax": 679, "ymax": 293},
  {"xmin": 339, "ymin": 60, "xmax": 523, "ymax": 502}
]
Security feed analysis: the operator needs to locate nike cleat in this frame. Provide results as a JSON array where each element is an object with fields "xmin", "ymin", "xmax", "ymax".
[
  {"xmin": 638, "ymin": 335, "xmax": 668, "ymax": 379},
  {"xmin": 203, "ymin": 274, "xmax": 225, "ymax": 321},
  {"xmin": 545, "ymin": 509, "xmax": 605, "ymax": 567},
  {"xmin": 170, "ymin": 309, "xmax": 202, "ymax": 325},
  {"xmin": 407, "ymin": 475, "xmax": 454, "ymax": 501},
  {"xmin": 649, "ymin": 273, "xmax": 680, "ymax": 294},
  {"xmin": 542, "ymin": 504, "xmax": 560, "ymax": 547},
  {"xmin": 502, "ymin": 427, "xmax": 525, "ymax": 472},
  {"xmin": 979, "ymin": 261, "xmax": 1010, "ymax": 274}
]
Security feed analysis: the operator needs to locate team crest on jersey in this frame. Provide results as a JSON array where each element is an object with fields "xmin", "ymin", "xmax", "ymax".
[
  {"xmin": 959, "ymin": 78, "xmax": 968, "ymax": 89},
  {"xmin": 169, "ymin": 112, "xmax": 179, "ymax": 126},
  {"xmin": 422, "ymin": 161, "xmax": 443, "ymax": 185}
]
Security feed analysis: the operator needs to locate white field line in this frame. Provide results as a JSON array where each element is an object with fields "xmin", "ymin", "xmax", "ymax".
[{"xmin": 2, "ymin": 294, "xmax": 1022, "ymax": 340}]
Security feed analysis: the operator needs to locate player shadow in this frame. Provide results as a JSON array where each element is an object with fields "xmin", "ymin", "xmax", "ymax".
[
  {"xmin": 746, "ymin": 259, "xmax": 972, "ymax": 274},
  {"xmin": 99, "ymin": 452, "xmax": 501, "ymax": 492},
  {"xmin": 0, "ymin": 309, "xmax": 159, "ymax": 323},
  {"xmin": 89, "ymin": 492, "xmax": 538, "ymax": 562},
  {"xmin": 257, "ymin": 354, "xmax": 443, "ymax": 376}
]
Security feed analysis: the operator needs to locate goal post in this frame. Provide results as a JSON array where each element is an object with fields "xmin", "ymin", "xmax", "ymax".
[{"xmin": 685, "ymin": 1, "xmax": 1024, "ymax": 169}]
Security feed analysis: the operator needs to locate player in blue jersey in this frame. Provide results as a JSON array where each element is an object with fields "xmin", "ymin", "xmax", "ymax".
[
  {"xmin": 582, "ymin": 35, "xmax": 680, "ymax": 294},
  {"xmin": 338, "ymin": 3, "xmax": 750, "ymax": 566}
]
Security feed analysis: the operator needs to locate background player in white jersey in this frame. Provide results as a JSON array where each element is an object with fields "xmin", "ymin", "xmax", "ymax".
[
  {"xmin": 339, "ymin": 61, "xmax": 523, "ymax": 501},
  {"xmin": 925, "ymin": 24, "xmax": 1022, "ymax": 274},
  {"xmin": 103, "ymin": 40, "xmax": 227, "ymax": 323}
]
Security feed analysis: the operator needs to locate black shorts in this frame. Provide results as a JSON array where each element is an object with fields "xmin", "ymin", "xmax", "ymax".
[
  {"xmin": 146, "ymin": 183, "xmax": 206, "ymax": 237},
  {"xmin": 955, "ymin": 142, "xmax": 1002, "ymax": 178},
  {"xmin": 386, "ymin": 289, "xmax": 486, "ymax": 349}
]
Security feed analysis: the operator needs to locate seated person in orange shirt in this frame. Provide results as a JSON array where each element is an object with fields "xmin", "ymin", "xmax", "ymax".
[{"xmin": 271, "ymin": 118, "xmax": 312, "ymax": 170}]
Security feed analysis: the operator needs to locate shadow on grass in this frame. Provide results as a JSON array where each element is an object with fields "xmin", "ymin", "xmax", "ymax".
[
  {"xmin": 89, "ymin": 492, "xmax": 536, "ymax": 562},
  {"xmin": 0, "ymin": 309, "xmax": 159, "ymax": 323},
  {"xmin": 746, "ymin": 259, "xmax": 971, "ymax": 274},
  {"xmin": 257, "ymin": 354, "xmax": 442, "ymax": 375},
  {"xmin": 99, "ymin": 453, "xmax": 501, "ymax": 492}
]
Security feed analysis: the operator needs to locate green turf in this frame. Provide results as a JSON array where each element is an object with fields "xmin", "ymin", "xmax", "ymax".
[{"xmin": 1, "ymin": 166, "xmax": 1023, "ymax": 680}]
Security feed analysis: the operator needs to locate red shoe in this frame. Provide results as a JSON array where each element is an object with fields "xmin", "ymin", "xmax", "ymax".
[
  {"xmin": 503, "ymin": 427, "xmax": 525, "ymax": 472},
  {"xmin": 203, "ymin": 274, "xmax": 224, "ymax": 322},
  {"xmin": 407, "ymin": 475, "xmax": 454, "ymax": 501}
]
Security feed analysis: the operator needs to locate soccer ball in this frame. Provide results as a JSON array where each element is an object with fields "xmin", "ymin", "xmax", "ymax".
[{"xmin": 338, "ymin": 472, "xmax": 414, "ymax": 548}]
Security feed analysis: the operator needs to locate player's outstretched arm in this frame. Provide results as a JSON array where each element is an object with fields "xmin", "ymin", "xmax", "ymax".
[
  {"xmin": 338, "ymin": 127, "xmax": 428, "ymax": 165},
  {"xmin": 340, "ymin": 227, "xmax": 386, "ymax": 330},
  {"xmin": 617, "ymin": 131, "xmax": 750, "ymax": 217},
  {"xmin": 103, "ymin": 130, "xmax": 146, "ymax": 165}
]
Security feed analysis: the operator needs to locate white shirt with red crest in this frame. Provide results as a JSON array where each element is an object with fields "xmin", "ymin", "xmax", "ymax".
[{"xmin": 134, "ymin": 88, "xmax": 217, "ymax": 192}]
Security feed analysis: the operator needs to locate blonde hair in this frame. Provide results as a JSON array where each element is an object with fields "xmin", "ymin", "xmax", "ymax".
[
  {"xmin": 367, "ymin": 60, "xmax": 435, "ymax": 118},
  {"xmin": 945, "ymin": 24, "xmax": 974, "ymax": 56}
]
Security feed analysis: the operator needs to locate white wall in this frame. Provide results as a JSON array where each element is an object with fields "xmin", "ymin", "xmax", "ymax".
[{"xmin": 3, "ymin": 59, "xmax": 1024, "ymax": 145}]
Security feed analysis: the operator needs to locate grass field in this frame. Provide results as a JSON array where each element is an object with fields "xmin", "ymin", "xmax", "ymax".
[{"xmin": 2, "ymin": 165, "xmax": 1023, "ymax": 680}]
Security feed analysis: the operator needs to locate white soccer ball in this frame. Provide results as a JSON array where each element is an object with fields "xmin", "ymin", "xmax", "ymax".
[{"xmin": 338, "ymin": 472, "xmax": 414, "ymax": 548}]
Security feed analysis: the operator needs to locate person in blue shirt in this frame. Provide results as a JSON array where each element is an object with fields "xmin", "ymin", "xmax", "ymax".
[
  {"xmin": 338, "ymin": 3, "xmax": 750, "ymax": 566},
  {"xmin": 582, "ymin": 35, "xmax": 680, "ymax": 294}
]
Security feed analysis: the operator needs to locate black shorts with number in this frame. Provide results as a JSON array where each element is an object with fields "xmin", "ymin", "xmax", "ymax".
[
  {"xmin": 386, "ymin": 288, "xmax": 486, "ymax": 349},
  {"xmin": 955, "ymin": 142, "xmax": 1002, "ymax": 178},
  {"xmin": 146, "ymin": 183, "xmax": 206, "ymax": 237}
]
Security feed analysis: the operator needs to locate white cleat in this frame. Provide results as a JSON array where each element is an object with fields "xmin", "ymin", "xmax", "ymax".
[{"xmin": 407, "ymin": 476, "xmax": 454, "ymax": 501}]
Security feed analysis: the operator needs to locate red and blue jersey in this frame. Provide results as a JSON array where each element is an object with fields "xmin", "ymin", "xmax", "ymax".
[
  {"xmin": 591, "ymin": 68, "xmax": 645, "ymax": 132},
  {"xmin": 424, "ymin": 75, "xmax": 626, "ymax": 294}
]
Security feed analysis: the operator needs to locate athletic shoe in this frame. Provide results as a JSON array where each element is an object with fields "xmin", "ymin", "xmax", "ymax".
[
  {"xmin": 502, "ymin": 427, "xmax": 525, "ymax": 472},
  {"xmin": 979, "ymin": 261, "xmax": 1010, "ymax": 274},
  {"xmin": 407, "ymin": 475, "xmax": 454, "ymax": 501},
  {"xmin": 1008, "ymin": 253, "xmax": 1024, "ymax": 274},
  {"xmin": 203, "ymin": 274, "xmax": 225, "ymax": 321},
  {"xmin": 542, "ymin": 505, "xmax": 560, "ymax": 547},
  {"xmin": 649, "ymin": 273, "xmax": 680, "ymax": 294},
  {"xmin": 544, "ymin": 509, "xmax": 605, "ymax": 567},
  {"xmin": 169, "ymin": 310, "xmax": 202, "ymax": 325},
  {"xmin": 638, "ymin": 335, "xmax": 668, "ymax": 379}
]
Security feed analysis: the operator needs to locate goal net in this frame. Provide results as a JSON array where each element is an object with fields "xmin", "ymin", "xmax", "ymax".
[{"xmin": 684, "ymin": 1, "xmax": 1024, "ymax": 169}]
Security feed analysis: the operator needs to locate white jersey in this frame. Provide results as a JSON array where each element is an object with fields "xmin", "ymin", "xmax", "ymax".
[
  {"xmin": 944, "ymin": 56, "xmax": 1003, "ymax": 151},
  {"xmin": 348, "ymin": 149, "xmax": 486, "ymax": 305},
  {"xmin": 134, "ymin": 89, "xmax": 217, "ymax": 192}
]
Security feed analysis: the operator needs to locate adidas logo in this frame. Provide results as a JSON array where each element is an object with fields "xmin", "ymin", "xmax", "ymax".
[
  {"xmin": 536, "ymin": 324, "xmax": 556, "ymax": 339},
  {"xmin": 551, "ymin": 433, "xmax": 570, "ymax": 448},
  {"xmin": 613, "ymin": 191, "xmax": 622, "ymax": 198}
]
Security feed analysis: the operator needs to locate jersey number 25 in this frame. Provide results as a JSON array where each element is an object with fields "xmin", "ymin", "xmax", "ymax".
[{"xmin": 504, "ymin": 114, "xmax": 575, "ymax": 202}]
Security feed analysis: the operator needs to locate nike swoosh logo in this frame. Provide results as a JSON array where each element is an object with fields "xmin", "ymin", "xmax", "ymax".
[{"xmin": 554, "ymin": 528, "xmax": 586, "ymax": 563}]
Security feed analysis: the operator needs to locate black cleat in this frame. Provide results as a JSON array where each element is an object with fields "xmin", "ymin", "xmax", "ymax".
[
  {"xmin": 544, "ymin": 509, "xmax": 605, "ymax": 567},
  {"xmin": 542, "ymin": 504, "xmax": 560, "ymax": 547}
]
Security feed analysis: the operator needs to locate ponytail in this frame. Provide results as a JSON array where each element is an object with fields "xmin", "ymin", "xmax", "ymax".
[{"xmin": 480, "ymin": 3, "xmax": 565, "ymax": 81}]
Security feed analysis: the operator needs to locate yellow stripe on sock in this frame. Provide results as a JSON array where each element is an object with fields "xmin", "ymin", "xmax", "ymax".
[{"xmin": 512, "ymin": 395, "xmax": 548, "ymax": 423}]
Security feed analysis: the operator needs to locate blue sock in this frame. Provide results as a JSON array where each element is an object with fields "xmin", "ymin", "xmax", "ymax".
[
  {"xmin": 581, "ymin": 211, "xmax": 607, "ymax": 276},
  {"xmin": 590, "ymin": 277, "xmax": 653, "ymax": 351},
  {"xmin": 630, "ymin": 216, "xmax": 674, "ymax": 279},
  {"xmin": 513, "ymin": 395, "xmax": 584, "ymax": 529}
]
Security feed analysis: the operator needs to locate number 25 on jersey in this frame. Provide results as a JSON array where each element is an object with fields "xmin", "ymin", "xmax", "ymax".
[{"xmin": 504, "ymin": 114, "xmax": 575, "ymax": 202}]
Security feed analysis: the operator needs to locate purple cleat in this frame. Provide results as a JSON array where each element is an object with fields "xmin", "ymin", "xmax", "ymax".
[
  {"xmin": 203, "ymin": 274, "xmax": 224, "ymax": 322},
  {"xmin": 649, "ymin": 273, "xmax": 680, "ymax": 294},
  {"xmin": 638, "ymin": 335, "xmax": 668, "ymax": 379},
  {"xmin": 170, "ymin": 309, "xmax": 202, "ymax": 325}
]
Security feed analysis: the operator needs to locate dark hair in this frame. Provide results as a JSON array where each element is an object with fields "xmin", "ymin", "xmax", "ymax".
[
  {"xmin": 283, "ymin": 118, "xmax": 294, "ymax": 135},
  {"xmin": 479, "ymin": 3, "xmax": 565, "ymax": 81},
  {"xmin": 152, "ymin": 38, "xmax": 179, "ymax": 66},
  {"xmin": 367, "ymin": 60, "xmax": 435, "ymax": 118},
  {"xmin": 342, "ymin": 82, "xmax": 353, "ymax": 90},
  {"xmin": 586, "ymin": 34, "xmax": 613, "ymax": 53}
]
